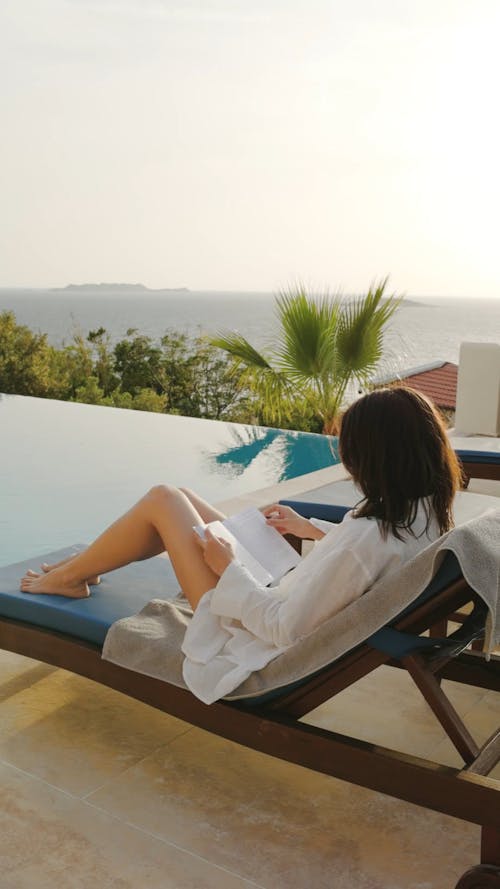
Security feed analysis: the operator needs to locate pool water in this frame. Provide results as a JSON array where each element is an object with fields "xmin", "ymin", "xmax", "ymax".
[{"xmin": 0, "ymin": 395, "xmax": 338, "ymax": 564}]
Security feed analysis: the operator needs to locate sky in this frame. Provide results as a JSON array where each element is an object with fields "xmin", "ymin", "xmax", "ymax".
[{"xmin": 1, "ymin": 0, "xmax": 499, "ymax": 297}]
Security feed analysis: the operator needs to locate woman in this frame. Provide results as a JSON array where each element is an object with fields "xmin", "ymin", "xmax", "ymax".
[{"xmin": 20, "ymin": 387, "xmax": 462, "ymax": 702}]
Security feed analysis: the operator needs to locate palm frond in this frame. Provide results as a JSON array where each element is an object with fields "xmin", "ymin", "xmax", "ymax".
[
  {"xmin": 210, "ymin": 332, "xmax": 273, "ymax": 370},
  {"xmin": 210, "ymin": 331, "xmax": 295, "ymax": 425},
  {"xmin": 335, "ymin": 279, "xmax": 402, "ymax": 377},
  {"xmin": 273, "ymin": 287, "xmax": 341, "ymax": 379}
]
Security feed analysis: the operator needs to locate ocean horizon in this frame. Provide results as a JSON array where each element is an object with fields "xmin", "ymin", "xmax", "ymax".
[{"xmin": 1, "ymin": 287, "xmax": 499, "ymax": 377}]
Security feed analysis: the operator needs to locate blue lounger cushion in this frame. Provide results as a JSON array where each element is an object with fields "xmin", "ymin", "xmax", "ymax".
[
  {"xmin": 455, "ymin": 448, "xmax": 500, "ymax": 464},
  {"xmin": 0, "ymin": 546, "xmax": 181, "ymax": 646},
  {"xmin": 280, "ymin": 499, "xmax": 351, "ymax": 524}
]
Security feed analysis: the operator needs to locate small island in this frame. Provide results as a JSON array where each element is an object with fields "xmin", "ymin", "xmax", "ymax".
[{"xmin": 52, "ymin": 283, "xmax": 189, "ymax": 293}]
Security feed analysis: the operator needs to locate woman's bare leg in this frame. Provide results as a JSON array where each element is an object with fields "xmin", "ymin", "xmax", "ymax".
[
  {"xmin": 20, "ymin": 486, "xmax": 220, "ymax": 610},
  {"xmin": 179, "ymin": 487, "xmax": 226, "ymax": 523},
  {"xmin": 38, "ymin": 487, "xmax": 226, "ymax": 579},
  {"xmin": 34, "ymin": 555, "xmax": 101, "ymax": 584}
]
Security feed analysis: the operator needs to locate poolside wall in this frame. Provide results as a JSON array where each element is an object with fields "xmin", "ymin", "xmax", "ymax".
[{"xmin": 454, "ymin": 342, "xmax": 500, "ymax": 436}]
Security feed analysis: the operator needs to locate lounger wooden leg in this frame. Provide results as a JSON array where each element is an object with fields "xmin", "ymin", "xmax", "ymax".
[
  {"xmin": 481, "ymin": 828, "xmax": 500, "ymax": 869},
  {"xmin": 429, "ymin": 619, "xmax": 448, "ymax": 638},
  {"xmin": 402, "ymin": 653, "xmax": 480, "ymax": 764}
]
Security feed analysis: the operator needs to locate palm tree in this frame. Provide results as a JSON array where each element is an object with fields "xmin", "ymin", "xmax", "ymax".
[{"xmin": 211, "ymin": 279, "xmax": 401, "ymax": 435}]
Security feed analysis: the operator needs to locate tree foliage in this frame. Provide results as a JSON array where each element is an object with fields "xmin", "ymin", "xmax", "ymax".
[
  {"xmin": 0, "ymin": 311, "xmax": 247, "ymax": 420},
  {"xmin": 0, "ymin": 311, "xmax": 55, "ymax": 397},
  {"xmin": 0, "ymin": 279, "xmax": 400, "ymax": 434}
]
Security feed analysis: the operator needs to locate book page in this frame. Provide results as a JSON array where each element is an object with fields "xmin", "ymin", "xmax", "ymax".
[
  {"xmin": 224, "ymin": 508, "xmax": 301, "ymax": 581},
  {"xmin": 193, "ymin": 520, "xmax": 273, "ymax": 586}
]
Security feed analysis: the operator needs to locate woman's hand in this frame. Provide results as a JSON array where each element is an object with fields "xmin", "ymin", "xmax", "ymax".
[
  {"xmin": 194, "ymin": 527, "xmax": 236, "ymax": 577},
  {"xmin": 262, "ymin": 504, "xmax": 324, "ymax": 540}
]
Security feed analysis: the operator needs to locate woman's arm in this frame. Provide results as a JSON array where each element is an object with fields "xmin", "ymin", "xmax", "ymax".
[
  {"xmin": 263, "ymin": 504, "xmax": 326, "ymax": 540},
  {"xmin": 209, "ymin": 545, "xmax": 371, "ymax": 648}
]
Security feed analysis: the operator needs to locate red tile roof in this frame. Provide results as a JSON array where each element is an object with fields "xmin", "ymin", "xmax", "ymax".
[{"xmin": 400, "ymin": 362, "xmax": 458, "ymax": 410}]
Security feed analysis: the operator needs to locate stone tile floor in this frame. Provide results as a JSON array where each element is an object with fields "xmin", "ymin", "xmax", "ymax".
[{"xmin": 1, "ymin": 468, "xmax": 498, "ymax": 889}]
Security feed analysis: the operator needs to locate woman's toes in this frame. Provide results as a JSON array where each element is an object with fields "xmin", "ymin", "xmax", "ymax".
[{"xmin": 27, "ymin": 569, "xmax": 41, "ymax": 577}]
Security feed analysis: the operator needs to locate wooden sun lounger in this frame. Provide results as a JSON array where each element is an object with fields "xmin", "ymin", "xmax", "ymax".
[
  {"xmin": 0, "ymin": 553, "xmax": 498, "ymax": 888},
  {"xmin": 0, "ymin": 451, "xmax": 498, "ymax": 888}
]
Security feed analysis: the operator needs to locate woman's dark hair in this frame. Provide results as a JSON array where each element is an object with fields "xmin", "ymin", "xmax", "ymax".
[{"xmin": 338, "ymin": 386, "xmax": 463, "ymax": 538}]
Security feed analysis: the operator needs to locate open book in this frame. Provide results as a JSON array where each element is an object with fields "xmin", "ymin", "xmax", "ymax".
[{"xmin": 193, "ymin": 507, "xmax": 301, "ymax": 586}]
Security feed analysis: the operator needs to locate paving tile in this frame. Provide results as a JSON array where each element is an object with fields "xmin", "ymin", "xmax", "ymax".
[
  {"xmin": 0, "ymin": 762, "xmax": 258, "ymax": 889},
  {"xmin": 0, "ymin": 656, "xmax": 189, "ymax": 797},
  {"xmin": 87, "ymin": 725, "xmax": 480, "ymax": 889},
  {"xmin": 0, "ymin": 650, "xmax": 57, "ymax": 687}
]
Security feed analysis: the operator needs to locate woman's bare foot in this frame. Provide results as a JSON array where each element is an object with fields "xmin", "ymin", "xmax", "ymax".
[
  {"xmin": 20, "ymin": 567, "xmax": 90, "ymax": 598},
  {"xmin": 39, "ymin": 554, "xmax": 101, "ymax": 586}
]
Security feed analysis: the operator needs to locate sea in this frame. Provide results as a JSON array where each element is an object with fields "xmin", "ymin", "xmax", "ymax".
[{"xmin": 1, "ymin": 287, "xmax": 499, "ymax": 375}]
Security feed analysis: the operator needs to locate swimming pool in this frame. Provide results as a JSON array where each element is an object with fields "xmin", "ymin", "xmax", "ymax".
[{"xmin": 1, "ymin": 395, "xmax": 338, "ymax": 565}]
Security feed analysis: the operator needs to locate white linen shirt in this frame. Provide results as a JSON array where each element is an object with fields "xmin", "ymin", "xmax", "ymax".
[{"xmin": 181, "ymin": 503, "xmax": 439, "ymax": 704}]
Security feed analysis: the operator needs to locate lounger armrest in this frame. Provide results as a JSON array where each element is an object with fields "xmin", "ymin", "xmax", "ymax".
[
  {"xmin": 455, "ymin": 449, "xmax": 500, "ymax": 484},
  {"xmin": 279, "ymin": 499, "xmax": 349, "ymax": 525}
]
